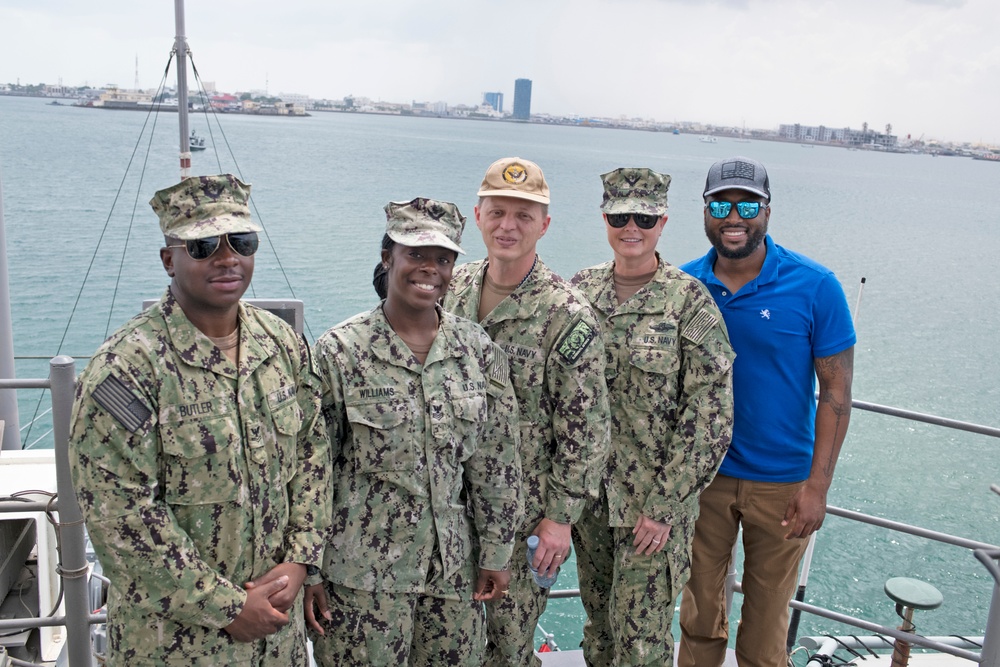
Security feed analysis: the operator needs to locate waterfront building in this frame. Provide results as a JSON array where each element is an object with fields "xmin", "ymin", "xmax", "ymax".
[
  {"xmin": 513, "ymin": 78, "xmax": 531, "ymax": 120},
  {"xmin": 483, "ymin": 91, "xmax": 503, "ymax": 113},
  {"xmin": 778, "ymin": 122, "xmax": 897, "ymax": 148}
]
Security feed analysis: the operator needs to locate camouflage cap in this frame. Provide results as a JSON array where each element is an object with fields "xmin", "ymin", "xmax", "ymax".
[
  {"xmin": 385, "ymin": 197, "xmax": 466, "ymax": 254},
  {"xmin": 600, "ymin": 167, "xmax": 671, "ymax": 215},
  {"xmin": 150, "ymin": 174, "xmax": 262, "ymax": 240},
  {"xmin": 703, "ymin": 156, "xmax": 770, "ymax": 201},
  {"xmin": 478, "ymin": 157, "xmax": 550, "ymax": 205}
]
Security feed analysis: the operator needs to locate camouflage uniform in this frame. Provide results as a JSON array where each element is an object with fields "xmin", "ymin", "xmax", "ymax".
[
  {"xmin": 571, "ymin": 259, "xmax": 734, "ymax": 667},
  {"xmin": 446, "ymin": 258, "xmax": 611, "ymax": 667},
  {"xmin": 310, "ymin": 304, "xmax": 521, "ymax": 667},
  {"xmin": 69, "ymin": 289, "xmax": 331, "ymax": 666}
]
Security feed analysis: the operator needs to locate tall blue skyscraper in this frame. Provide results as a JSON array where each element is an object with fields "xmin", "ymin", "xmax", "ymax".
[
  {"xmin": 483, "ymin": 91, "xmax": 503, "ymax": 113},
  {"xmin": 513, "ymin": 78, "xmax": 532, "ymax": 120}
]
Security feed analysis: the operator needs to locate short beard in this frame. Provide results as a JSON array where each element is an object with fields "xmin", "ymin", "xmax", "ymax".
[{"xmin": 706, "ymin": 220, "xmax": 767, "ymax": 260}]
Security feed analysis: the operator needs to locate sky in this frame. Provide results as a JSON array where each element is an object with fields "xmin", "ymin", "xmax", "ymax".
[{"xmin": 1, "ymin": 0, "xmax": 998, "ymax": 145}]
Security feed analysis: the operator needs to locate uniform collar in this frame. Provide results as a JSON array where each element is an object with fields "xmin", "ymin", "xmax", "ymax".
[
  {"xmin": 455, "ymin": 257, "xmax": 551, "ymax": 326},
  {"xmin": 369, "ymin": 303, "xmax": 456, "ymax": 371},
  {"xmin": 157, "ymin": 288, "xmax": 276, "ymax": 379}
]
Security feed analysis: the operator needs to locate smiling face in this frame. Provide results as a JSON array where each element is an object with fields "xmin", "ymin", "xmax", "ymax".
[
  {"xmin": 160, "ymin": 235, "xmax": 253, "ymax": 331},
  {"xmin": 474, "ymin": 196, "xmax": 550, "ymax": 270},
  {"xmin": 604, "ymin": 213, "xmax": 666, "ymax": 271},
  {"xmin": 382, "ymin": 242, "xmax": 456, "ymax": 314},
  {"xmin": 703, "ymin": 189, "xmax": 770, "ymax": 261}
]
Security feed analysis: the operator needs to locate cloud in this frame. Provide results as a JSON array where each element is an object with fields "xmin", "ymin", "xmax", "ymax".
[{"xmin": 1, "ymin": 0, "xmax": 997, "ymax": 143}]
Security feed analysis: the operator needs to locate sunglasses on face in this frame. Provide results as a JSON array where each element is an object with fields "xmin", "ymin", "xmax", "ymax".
[
  {"xmin": 707, "ymin": 201, "xmax": 767, "ymax": 220},
  {"xmin": 605, "ymin": 213, "xmax": 661, "ymax": 229},
  {"xmin": 166, "ymin": 232, "xmax": 259, "ymax": 260}
]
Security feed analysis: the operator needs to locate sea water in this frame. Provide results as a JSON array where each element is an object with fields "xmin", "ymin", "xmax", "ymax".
[{"xmin": 1, "ymin": 95, "xmax": 998, "ymax": 652}]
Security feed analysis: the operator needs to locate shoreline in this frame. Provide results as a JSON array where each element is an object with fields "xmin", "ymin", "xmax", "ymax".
[{"xmin": 3, "ymin": 92, "xmax": 992, "ymax": 156}]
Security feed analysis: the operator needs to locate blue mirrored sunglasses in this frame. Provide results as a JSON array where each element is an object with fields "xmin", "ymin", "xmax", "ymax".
[{"xmin": 707, "ymin": 201, "xmax": 767, "ymax": 220}]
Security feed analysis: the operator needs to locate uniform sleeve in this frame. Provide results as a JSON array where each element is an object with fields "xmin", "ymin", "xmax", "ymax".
[
  {"xmin": 545, "ymin": 305, "xmax": 611, "ymax": 525},
  {"xmin": 464, "ymin": 341, "xmax": 523, "ymax": 571},
  {"xmin": 313, "ymin": 335, "xmax": 349, "ymax": 471},
  {"xmin": 310, "ymin": 334, "xmax": 351, "ymax": 585},
  {"xmin": 641, "ymin": 291, "xmax": 735, "ymax": 525},
  {"xmin": 68, "ymin": 358, "xmax": 246, "ymax": 630},
  {"xmin": 283, "ymin": 334, "xmax": 333, "ymax": 567}
]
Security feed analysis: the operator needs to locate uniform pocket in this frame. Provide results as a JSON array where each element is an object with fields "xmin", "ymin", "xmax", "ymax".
[
  {"xmin": 439, "ymin": 394, "xmax": 486, "ymax": 464},
  {"xmin": 628, "ymin": 346, "xmax": 680, "ymax": 412},
  {"xmin": 346, "ymin": 400, "xmax": 416, "ymax": 473},
  {"xmin": 160, "ymin": 415, "xmax": 241, "ymax": 505},
  {"xmin": 268, "ymin": 400, "xmax": 303, "ymax": 483}
]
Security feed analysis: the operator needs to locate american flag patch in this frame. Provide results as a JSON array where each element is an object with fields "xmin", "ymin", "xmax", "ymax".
[
  {"xmin": 488, "ymin": 345, "xmax": 509, "ymax": 391},
  {"xmin": 682, "ymin": 308, "xmax": 719, "ymax": 344},
  {"xmin": 92, "ymin": 374, "xmax": 152, "ymax": 433},
  {"xmin": 722, "ymin": 160, "xmax": 756, "ymax": 181}
]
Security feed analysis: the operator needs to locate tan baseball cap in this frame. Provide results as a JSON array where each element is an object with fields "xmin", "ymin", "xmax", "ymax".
[{"xmin": 477, "ymin": 157, "xmax": 550, "ymax": 205}]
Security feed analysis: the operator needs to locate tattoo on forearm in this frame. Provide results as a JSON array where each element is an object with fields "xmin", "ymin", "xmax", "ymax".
[{"xmin": 816, "ymin": 348, "xmax": 854, "ymax": 478}]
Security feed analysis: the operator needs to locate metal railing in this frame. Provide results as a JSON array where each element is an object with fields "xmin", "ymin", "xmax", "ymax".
[
  {"xmin": 721, "ymin": 397, "xmax": 1000, "ymax": 666},
  {"xmin": 0, "ymin": 357, "xmax": 104, "ymax": 667},
  {"xmin": 1, "ymin": 364, "xmax": 999, "ymax": 666}
]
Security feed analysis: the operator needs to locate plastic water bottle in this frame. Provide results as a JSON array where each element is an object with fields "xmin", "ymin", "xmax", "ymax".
[{"xmin": 526, "ymin": 535, "xmax": 559, "ymax": 589}]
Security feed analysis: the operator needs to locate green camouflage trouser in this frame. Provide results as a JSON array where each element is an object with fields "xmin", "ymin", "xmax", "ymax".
[
  {"xmin": 309, "ymin": 582, "xmax": 485, "ymax": 667},
  {"xmin": 105, "ymin": 592, "xmax": 308, "ymax": 666},
  {"xmin": 574, "ymin": 493, "xmax": 694, "ymax": 667},
  {"xmin": 483, "ymin": 531, "xmax": 552, "ymax": 667}
]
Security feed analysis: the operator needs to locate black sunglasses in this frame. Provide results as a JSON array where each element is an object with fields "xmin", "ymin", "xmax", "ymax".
[
  {"xmin": 166, "ymin": 232, "xmax": 259, "ymax": 260},
  {"xmin": 606, "ymin": 213, "xmax": 661, "ymax": 229}
]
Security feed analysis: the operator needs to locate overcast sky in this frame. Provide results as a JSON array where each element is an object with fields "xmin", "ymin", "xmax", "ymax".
[{"xmin": 2, "ymin": 0, "xmax": 997, "ymax": 144}]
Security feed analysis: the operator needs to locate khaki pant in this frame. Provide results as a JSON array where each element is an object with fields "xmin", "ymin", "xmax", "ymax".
[{"xmin": 678, "ymin": 475, "xmax": 809, "ymax": 667}]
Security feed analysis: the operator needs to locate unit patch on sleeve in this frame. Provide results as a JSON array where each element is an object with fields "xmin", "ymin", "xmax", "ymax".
[
  {"xmin": 556, "ymin": 319, "xmax": 598, "ymax": 365},
  {"xmin": 682, "ymin": 308, "xmax": 719, "ymax": 345},
  {"xmin": 91, "ymin": 374, "xmax": 152, "ymax": 433}
]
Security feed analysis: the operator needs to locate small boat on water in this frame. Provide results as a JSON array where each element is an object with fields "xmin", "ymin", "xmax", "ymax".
[
  {"xmin": 189, "ymin": 129, "xmax": 206, "ymax": 151},
  {"xmin": 700, "ymin": 135, "xmax": 718, "ymax": 143}
]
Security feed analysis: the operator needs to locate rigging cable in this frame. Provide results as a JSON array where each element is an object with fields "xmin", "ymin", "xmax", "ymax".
[
  {"xmin": 190, "ymin": 56, "xmax": 317, "ymax": 342},
  {"xmin": 21, "ymin": 56, "xmax": 174, "ymax": 448}
]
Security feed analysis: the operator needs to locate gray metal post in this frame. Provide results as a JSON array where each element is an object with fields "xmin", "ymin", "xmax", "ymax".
[
  {"xmin": 979, "ymin": 581, "xmax": 1000, "ymax": 667},
  {"xmin": 50, "ymin": 356, "xmax": 91, "ymax": 667},
  {"xmin": 0, "ymin": 169, "xmax": 22, "ymax": 450},
  {"xmin": 725, "ymin": 538, "xmax": 738, "ymax": 615}
]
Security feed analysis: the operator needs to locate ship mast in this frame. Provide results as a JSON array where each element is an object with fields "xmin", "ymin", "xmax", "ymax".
[{"xmin": 174, "ymin": 0, "xmax": 192, "ymax": 179}]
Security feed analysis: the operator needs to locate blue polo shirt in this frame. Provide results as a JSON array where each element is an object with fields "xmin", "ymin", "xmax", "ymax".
[{"xmin": 681, "ymin": 235, "xmax": 856, "ymax": 482}]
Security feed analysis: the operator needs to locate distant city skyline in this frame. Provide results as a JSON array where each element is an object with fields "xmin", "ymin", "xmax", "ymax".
[{"xmin": 1, "ymin": 0, "xmax": 998, "ymax": 144}]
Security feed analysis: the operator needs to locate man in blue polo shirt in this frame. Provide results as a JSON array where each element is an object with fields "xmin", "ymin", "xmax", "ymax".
[{"xmin": 677, "ymin": 156, "xmax": 856, "ymax": 667}]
